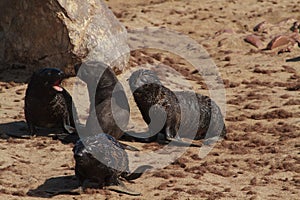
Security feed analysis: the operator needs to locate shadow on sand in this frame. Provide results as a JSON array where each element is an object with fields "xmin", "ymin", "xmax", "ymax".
[
  {"xmin": 27, "ymin": 175, "xmax": 80, "ymax": 198},
  {"xmin": 0, "ymin": 121, "xmax": 78, "ymax": 143},
  {"xmin": 0, "ymin": 121, "xmax": 30, "ymax": 139},
  {"xmin": 286, "ymin": 56, "xmax": 300, "ymax": 62}
]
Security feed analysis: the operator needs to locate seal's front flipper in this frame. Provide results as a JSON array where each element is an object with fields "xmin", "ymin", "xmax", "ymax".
[
  {"xmin": 58, "ymin": 133, "xmax": 80, "ymax": 144},
  {"xmin": 27, "ymin": 123, "xmax": 37, "ymax": 136},
  {"xmin": 121, "ymin": 131, "xmax": 158, "ymax": 143},
  {"xmin": 105, "ymin": 184, "xmax": 140, "ymax": 196},
  {"xmin": 63, "ymin": 124, "xmax": 76, "ymax": 134},
  {"xmin": 123, "ymin": 165, "xmax": 153, "ymax": 181},
  {"xmin": 69, "ymin": 187, "xmax": 83, "ymax": 195},
  {"xmin": 119, "ymin": 142, "xmax": 140, "ymax": 151}
]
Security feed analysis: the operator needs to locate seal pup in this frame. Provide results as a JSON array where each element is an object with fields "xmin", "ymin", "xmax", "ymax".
[
  {"xmin": 128, "ymin": 69, "xmax": 226, "ymax": 143},
  {"xmin": 73, "ymin": 133, "xmax": 152, "ymax": 195},
  {"xmin": 25, "ymin": 68, "xmax": 77, "ymax": 136},
  {"xmin": 75, "ymin": 61, "xmax": 138, "ymax": 151}
]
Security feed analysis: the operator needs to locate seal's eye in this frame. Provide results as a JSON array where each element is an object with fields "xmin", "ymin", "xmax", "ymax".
[
  {"xmin": 39, "ymin": 68, "xmax": 53, "ymax": 76},
  {"xmin": 39, "ymin": 68, "xmax": 64, "ymax": 77}
]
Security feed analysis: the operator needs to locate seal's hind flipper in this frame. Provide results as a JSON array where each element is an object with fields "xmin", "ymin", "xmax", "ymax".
[
  {"xmin": 57, "ymin": 132, "xmax": 79, "ymax": 144},
  {"xmin": 166, "ymin": 137, "xmax": 202, "ymax": 147}
]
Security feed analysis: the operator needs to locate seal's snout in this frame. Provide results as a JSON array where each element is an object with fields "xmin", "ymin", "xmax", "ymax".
[{"xmin": 36, "ymin": 68, "xmax": 66, "ymax": 91}]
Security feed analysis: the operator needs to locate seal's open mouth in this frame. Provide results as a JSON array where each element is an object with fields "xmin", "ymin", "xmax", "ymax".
[{"xmin": 52, "ymin": 80, "xmax": 63, "ymax": 92}]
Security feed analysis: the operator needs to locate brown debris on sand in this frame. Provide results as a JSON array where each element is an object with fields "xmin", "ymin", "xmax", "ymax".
[
  {"xmin": 287, "ymin": 83, "xmax": 300, "ymax": 91},
  {"xmin": 290, "ymin": 22, "xmax": 300, "ymax": 33},
  {"xmin": 245, "ymin": 19, "xmax": 300, "ymax": 53},
  {"xmin": 253, "ymin": 21, "xmax": 266, "ymax": 32},
  {"xmin": 244, "ymin": 35, "xmax": 264, "ymax": 48},
  {"xmin": 266, "ymin": 35, "xmax": 296, "ymax": 50}
]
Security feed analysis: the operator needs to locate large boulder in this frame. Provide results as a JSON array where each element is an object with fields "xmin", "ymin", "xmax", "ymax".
[{"xmin": 0, "ymin": 0, "xmax": 129, "ymax": 75}]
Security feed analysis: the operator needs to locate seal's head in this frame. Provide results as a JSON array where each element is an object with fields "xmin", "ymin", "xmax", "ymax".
[
  {"xmin": 129, "ymin": 69, "xmax": 162, "ymax": 92},
  {"xmin": 75, "ymin": 61, "xmax": 116, "ymax": 89},
  {"xmin": 31, "ymin": 68, "xmax": 65, "ymax": 92}
]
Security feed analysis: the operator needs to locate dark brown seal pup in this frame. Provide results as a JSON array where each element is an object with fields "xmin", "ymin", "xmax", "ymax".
[
  {"xmin": 73, "ymin": 133, "xmax": 152, "ymax": 195},
  {"xmin": 75, "ymin": 61, "xmax": 140, "ymax": 151},
  {"xmin": 128, "ymin": 69, "xmax": 226, "ymax": 142},
  {"xmin": 25, "ymin": 68, "xmax": 77, "ymax": 136},
  {"xmin": 75, "ymin": 61, "xmax": 129, "ymax": 140}
]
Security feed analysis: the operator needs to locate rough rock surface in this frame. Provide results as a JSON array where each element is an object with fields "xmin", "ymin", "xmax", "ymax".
[{"xmin": 0, "ymin": 0, "xmax": 129, "ymax": 75}]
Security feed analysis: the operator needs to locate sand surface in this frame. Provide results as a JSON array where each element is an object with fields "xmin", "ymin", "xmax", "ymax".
[{"xmin": 0, "ymin": 0, "xmax": 299, "ymax": 199}]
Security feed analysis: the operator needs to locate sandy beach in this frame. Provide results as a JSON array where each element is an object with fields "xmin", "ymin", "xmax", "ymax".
[{"xmin": 0, "ymin": 0, "xmax": 299, "ymax": 199}]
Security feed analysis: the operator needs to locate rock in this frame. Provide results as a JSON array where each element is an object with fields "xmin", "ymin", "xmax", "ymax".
[{"xmin": 0, "ymin": 0, "xmax": 129, "ymax": 75}]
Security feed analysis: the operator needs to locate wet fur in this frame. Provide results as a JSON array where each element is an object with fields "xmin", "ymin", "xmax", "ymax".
[
  {"xmin": 76, "ymin": 62, "xmax": 129, "ymax": 139},
  {"xmin": 25, "ymin": 68, "xmax": 76, "ymax": 135},
  {"xmin": 73, "ymin": 134, "xmax": 151, "ymax": 189},
  {"xmin": 129, "ymin": 69, "xmax": 226, "ymax": 141}
]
